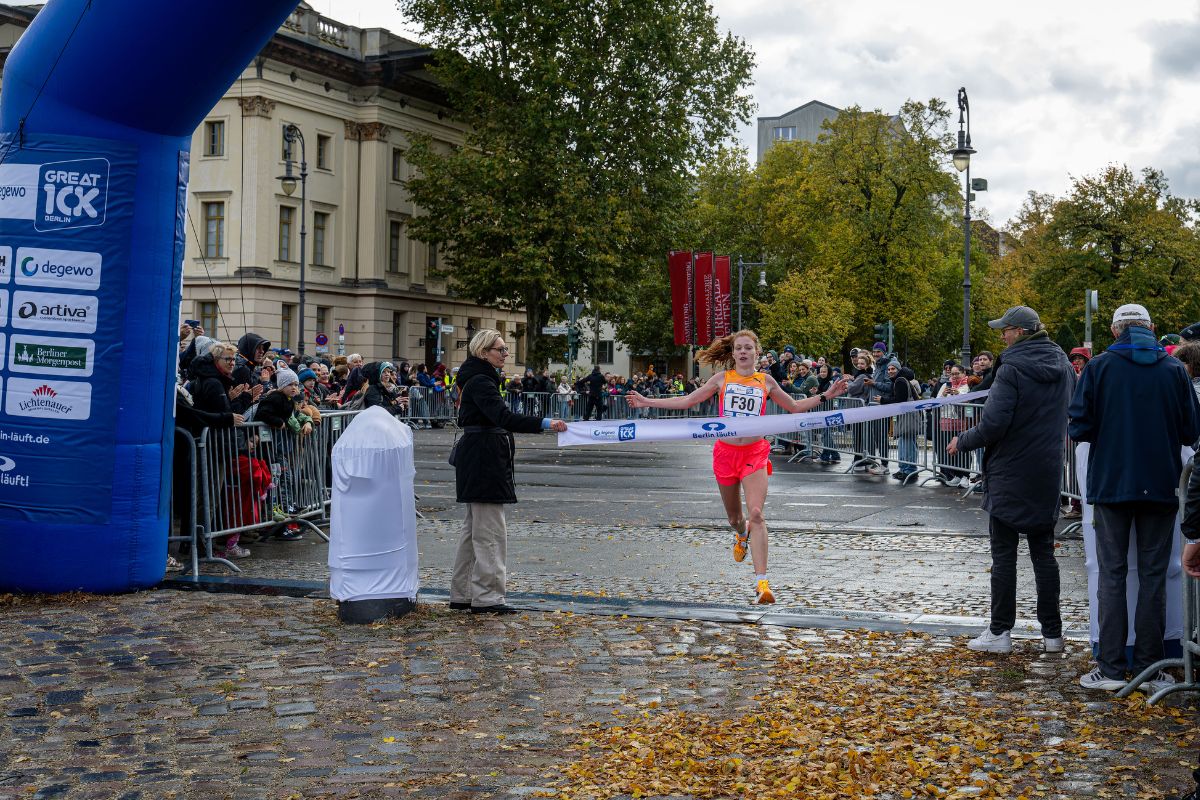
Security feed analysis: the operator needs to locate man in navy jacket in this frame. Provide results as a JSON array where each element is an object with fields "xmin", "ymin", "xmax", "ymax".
[{"xmin": 1069, "ymin": 303, "xmax": 1200, "ymax": 693}]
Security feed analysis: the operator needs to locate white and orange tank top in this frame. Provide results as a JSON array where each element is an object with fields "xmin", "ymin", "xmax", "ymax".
[{"xmin": 719, "ymin": 370, "xmax": 769, "ymax": 418}]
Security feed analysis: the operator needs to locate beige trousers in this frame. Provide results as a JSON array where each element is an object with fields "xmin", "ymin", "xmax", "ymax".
[{"xmin": 450, "ymin": 503, "xmax": 508, "ymax": 606}]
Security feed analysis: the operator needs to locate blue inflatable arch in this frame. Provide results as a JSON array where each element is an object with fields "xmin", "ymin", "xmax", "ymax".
[{"xmin": 0, "ymin": 0, "xmax": 298, "ymax": 592}]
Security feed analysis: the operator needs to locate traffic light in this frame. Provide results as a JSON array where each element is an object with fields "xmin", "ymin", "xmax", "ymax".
[
  {"xmin": 873, "ymin": 322, "xmax": 887, "ymax": 343},
  {"xmin": 567, "ymin": 325, "xmax": 580, "ymax": 348},
  {"xmin": 426, "ymin": 319, "xmax": 439, "ymax": 342}
]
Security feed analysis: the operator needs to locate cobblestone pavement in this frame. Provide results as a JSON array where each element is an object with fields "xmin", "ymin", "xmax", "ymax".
[
  {"xmin": 0, "ymin": 592, "xmax": 1194, "ymax": 799},
  {"xmin": 213, "ymin": 521, "xmax": 1091, "ymax": 632}
]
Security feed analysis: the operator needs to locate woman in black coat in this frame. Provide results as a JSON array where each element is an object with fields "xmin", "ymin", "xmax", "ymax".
[{"xmin": 450, "ymin": 330, "xmax": 566, "ymax": 614}]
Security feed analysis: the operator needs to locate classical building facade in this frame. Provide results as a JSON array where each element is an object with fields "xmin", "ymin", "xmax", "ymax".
[{"xmin": 0, "ymin": 3, "xmax": 530, "ymax": 368}]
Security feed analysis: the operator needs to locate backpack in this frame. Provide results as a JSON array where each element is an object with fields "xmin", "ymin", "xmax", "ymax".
[
  {"xmin": 908, "ymin": 378, "xmax": 922, "ymax": 400},
  {"xmin": 341, "ymin": 390, "xmax": 367, "ymax": 411}
]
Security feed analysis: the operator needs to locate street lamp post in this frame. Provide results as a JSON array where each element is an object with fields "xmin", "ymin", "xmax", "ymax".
[
  {"xmin": 949, "ymin": 87, "xmax": 976, "ymax": 367},
  {"xmin": 735, "ymin": 255, "xmax": 767, "ymax": 331},
  {"xmin": 278, "ymin": 124, "xmax": 308, "ymax": 357}
]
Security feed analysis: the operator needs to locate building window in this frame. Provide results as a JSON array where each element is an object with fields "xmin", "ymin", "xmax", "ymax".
[
  {"xmin": 388, "ymin": 220, "xmax": 403, "ymax": 273},
  {"xmin": 316, "ymin": 134, "xmax": 331, "ymax": 170},
  {"xmin": 316, "ymin": 306, "xmax": 329, "ymax": 341},
  {"xmin": 427, "ymin": 242, "xmax": 438, "ymax": 271},
  {"xmin": 313, "ymin": 211, "xmax": 329, "ymax": 265},
  {"xmin": 204, "ymin": 121, "xmax": 224, "ymax": 157},
  {"xmin": 597, "ymin": 340, "xmax": 614, "ymax": 364},
  {"xmin": 278, "ymin": 206, "xmax": 294, "ymax": 261},
  {"xmin": 198, "ymin": 301, "xmax": 218, "ymax": 336},
  {"xmin": 515, "ymin": 325, "xmax": 526, "ymax": 365},
  {"xmin": 391, "ymin": 148, "xmax": 404, "ymax": 182},
  {"xmin": 392, "ymin": 312, "xmax": 403, "ymax": 359},
  {"xmin": 202, "ymin": 201, "xmax": 224, "ymax": 258},
  {"xmin": 281, "ymin": 304, "xmax": 295, "ymax": 350},
  {"xmin": 772, "ymin": 126, "xmax": 796, "ymax": 141}
]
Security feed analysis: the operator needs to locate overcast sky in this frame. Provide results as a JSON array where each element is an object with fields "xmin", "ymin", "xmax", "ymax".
[{"xmin": 342, "ymin": 0, "xmax": 1200, "ymax": 227}]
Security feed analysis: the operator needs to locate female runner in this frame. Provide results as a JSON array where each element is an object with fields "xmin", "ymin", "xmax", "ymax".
[{"xmin": 627, "ymin": 330, "xmax": 849, "ymax": 603}]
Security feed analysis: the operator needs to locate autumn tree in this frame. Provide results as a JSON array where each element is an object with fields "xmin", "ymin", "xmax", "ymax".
[
  {"xmin": 1005, "ymin": 166, "xmax": 1200, "ymax": 348},
  {"xmin": 397, "ymin": 0, "xmax": 755, "ymax": 366}
]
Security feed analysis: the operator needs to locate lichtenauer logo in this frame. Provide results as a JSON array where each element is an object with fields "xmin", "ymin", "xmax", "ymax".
[
  {"xmin": 37, "ymin": 158, "xmax": 109, "ymax": 232},
  {"xmin": 6, "ymin": 377, "xmax": 92, "ymax": 421},
  {"xmin": 618, "ymin": 423, "xmax": 636, "ymax": 441}
]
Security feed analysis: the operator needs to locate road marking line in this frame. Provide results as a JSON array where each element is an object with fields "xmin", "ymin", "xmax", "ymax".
[
  {"xmin": 907, "ymin": 505, "xmax": 950, "ymax": 510},
  {"xmin": 785, "ymin": 502, "xmax": 829, "ymax": 507}
]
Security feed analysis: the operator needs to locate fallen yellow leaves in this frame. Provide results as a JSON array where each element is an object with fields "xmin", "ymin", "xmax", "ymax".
[{"xmin": 544, "ymin": 631, "xmax": 1192, "ymax": 799}]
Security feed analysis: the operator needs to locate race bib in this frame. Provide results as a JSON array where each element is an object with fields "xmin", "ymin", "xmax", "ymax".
[{"xmin": 723, "ymin": 382, "xmax": 765, "ymax": 417}]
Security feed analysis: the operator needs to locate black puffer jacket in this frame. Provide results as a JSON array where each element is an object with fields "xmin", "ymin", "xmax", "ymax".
[
  {"xmin": 957, "ymin": 331, "xmax": 1075, "ymax": 528},
  {"xmin": 454, "ymin": 355, "xmax": 545, "ymax": 504},
  {"xmin": 231, "ymin": 332, "xmax": 271, "ymax": 412},
  {"xmin": 189, "ymin": 355, "xmax": 236, "ymax": 424}
]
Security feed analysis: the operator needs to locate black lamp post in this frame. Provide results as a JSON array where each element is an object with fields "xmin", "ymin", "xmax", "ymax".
[
  {"xmin": 735, "ymin": 255, "xmax": 768, "ymax": 331},
  {"xmin": 949, "ymin": 87, "xmax": 976, "ymax": 367},
  {"xmin": 278, "ymin": 124, "xmax": 308, "ymax": 357}
]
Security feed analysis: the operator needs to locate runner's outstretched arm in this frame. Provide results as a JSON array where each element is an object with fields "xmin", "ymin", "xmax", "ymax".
[
  {"xmin": 627, "ymin": 373, "xmax": 721, "ymax": 410},
  {"xmin": 768, "ymin": 376, "xmax": 849, "ymax": 414}
]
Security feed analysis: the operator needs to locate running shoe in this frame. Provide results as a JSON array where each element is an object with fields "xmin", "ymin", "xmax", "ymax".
[
  {"xmin": 755, "ymin": 579, "xmax": 775, "ymax": 605},
  {"xmin": 733, "ymin": 533, "xmax": 749, "ymax": 563}
]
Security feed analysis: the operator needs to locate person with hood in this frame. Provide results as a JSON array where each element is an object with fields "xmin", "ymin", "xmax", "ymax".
[
  {"xmin": 361, "ymin": 361, "xmax": 408, "ymax": 417},
  {"xmin": 879, "ymin": 358, "xmax": 920, "ymax": 481},
  {"xmin": 845, "ymin": 353, "xmax": 874, "ymax": 471},
  {"xmin": 864, "ymin": 342, "xmax": 894, "ymax": 474},
  {"xmin": 1069, "ymin": 303, "xmax": 1200, "ymax": 692},
  {"xmin": 231, "ymin": 332, "xmax": 271, "ymax": 413},
  {"xmin": 450, "ymin": 330, "xmax": 567, "ymax": 614},
  {"xmin": 1068, "ymin": 346, "xmax": 1091, "ymax": 376},
  {"xmin": 946, "ymin": 306, "xmax": 1075, "ymax": 655}
]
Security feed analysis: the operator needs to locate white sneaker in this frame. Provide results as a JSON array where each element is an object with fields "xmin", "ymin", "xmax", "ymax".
[
  {"xmin": 1146, "ymin": 670, "xmax": 1176, "ymax": 694},
  {"xmin": 1079, "ymin": 668, "xmax": 1126, "ymax": 691},
  {"xmin": 967, "ymin": 628, "xmax": 1012, "ymax": 654},
  {"xmin": 868, "ymin": 464, "xmax": 887, "ymax": 476},
  {"xmin": 1043, "ymin": 637, "xmax": 1064, "ymax": 653}
]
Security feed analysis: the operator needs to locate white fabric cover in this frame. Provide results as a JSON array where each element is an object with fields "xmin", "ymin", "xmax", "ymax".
[
  {"xmin": 328, "ymin": 406, "xmax": 419, "ymax": 601},
  {"xmin": 1077, "ymin": 441, "xmax": 1187, "ymax": 645}
]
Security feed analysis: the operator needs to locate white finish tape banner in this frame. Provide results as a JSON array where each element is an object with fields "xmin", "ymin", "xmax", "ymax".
[{"xmin": 557, "ymin": 391, "xmax": 989, "ymax": 447}]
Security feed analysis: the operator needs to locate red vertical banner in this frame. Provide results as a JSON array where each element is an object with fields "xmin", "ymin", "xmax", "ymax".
[
  {"xmin": 694, "ymin": 251, "xmax": 714, "ymax": 345},
  {"xmin": 713, "ymin": 255, "xmax": 732, "ymax": 338},
  {"xmin": 667, "ymin": 250, "xmax": 693, "ymax": 346}
]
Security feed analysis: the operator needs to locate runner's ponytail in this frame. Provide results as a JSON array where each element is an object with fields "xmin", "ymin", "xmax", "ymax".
[{"xmin": 698, "ymin": 330, "xmax": 761, "ymax": 369}]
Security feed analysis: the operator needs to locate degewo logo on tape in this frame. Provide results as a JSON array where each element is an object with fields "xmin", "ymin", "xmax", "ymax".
[
  {"xmin": 36, "ymin": 158, "xmax": 109, "ymax": 232},
  {"xmin": 618, "ymin": 423, "xmax": 637, "ymax": 441},
  {"xmin": 14, "ymin": 247, "xmax": 102, "ymax": 291}
]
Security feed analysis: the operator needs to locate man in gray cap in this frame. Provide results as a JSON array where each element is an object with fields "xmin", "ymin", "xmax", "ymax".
[
  {"xmin": 1069, "ymin": 303, "xmax": 1200, "ymax": 692},
  {"xmin": 948, "ymin": 305, "xmax": 1075, "ymax": 655}
]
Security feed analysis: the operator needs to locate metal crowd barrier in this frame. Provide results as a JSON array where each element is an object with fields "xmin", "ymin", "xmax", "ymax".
[
  {"xmin": 182, "ymin": 409, "xmax": 364, "ymax": 574},
  {"xmin": 1117, "ymin": 459, "xmax": 1196, "ymax": 703}
]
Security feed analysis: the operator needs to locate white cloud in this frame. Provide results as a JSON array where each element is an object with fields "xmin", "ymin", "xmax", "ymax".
[{"xmin": 347, "ymin": 0, "xmax": 1200, "ymax": 224}]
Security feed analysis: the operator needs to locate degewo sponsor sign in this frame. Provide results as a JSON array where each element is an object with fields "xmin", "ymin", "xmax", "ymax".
[{"xmin": 14, "ymin": 246, "xmax": 102, "ymax": 291}]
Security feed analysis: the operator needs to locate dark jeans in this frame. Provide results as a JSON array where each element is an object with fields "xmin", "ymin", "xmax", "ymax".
[
  {"xmin": 583, "ymin": 395, "xmax": 605, "ymax": 420},
  {"xmin": 988, "ymin": 516, "xmax": 1062, "ymax": 638},
  {"xmin": 1093, "ymin": 501, "xmax": 1177, "ymax": 679}
]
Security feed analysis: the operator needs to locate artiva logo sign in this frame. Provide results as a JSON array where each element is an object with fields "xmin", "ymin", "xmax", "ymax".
[
  {"xmin": 37, "ymin": 158, "xmax": 109, "ymax": 232},
  {"xmin": 12, "ymin": 291, "xmax": 98, "ymax": 335}
]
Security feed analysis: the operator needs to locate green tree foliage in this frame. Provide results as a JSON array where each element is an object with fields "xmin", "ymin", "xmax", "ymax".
[
  {"xmin": 1005, "ymin": 166, "xmax": 1200, "ymax": 348},
  {"xmin": 397, "ymin": 0, "xmax": 755, "ymax": 366}
]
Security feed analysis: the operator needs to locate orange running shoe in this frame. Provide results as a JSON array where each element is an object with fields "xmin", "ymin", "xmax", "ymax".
[
  {"xmin": 755, "ymin": 579, "xmax": 775, "ymax": 605},
  {"xmin": 733, "ymin": 533, "xmax": 749, "ymax": 563}
]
